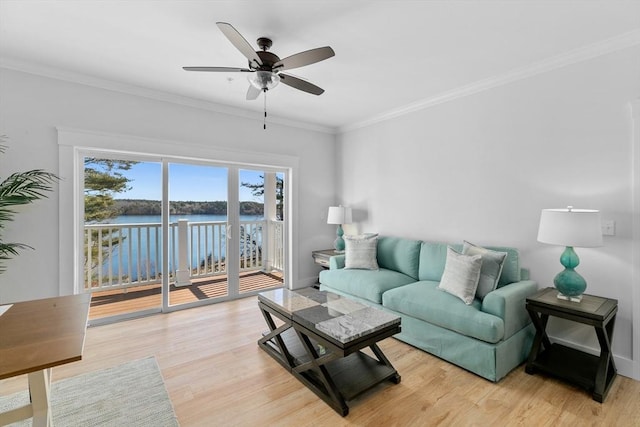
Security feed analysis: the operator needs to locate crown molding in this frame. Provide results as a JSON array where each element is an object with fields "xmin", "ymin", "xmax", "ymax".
[
  {"xmin": 3, "ymin": 29, "xmax": 638, "ymax": 137},
  {"xmin": 0, "ymin": 57, "xmax": 336, "ymax": 135},
  {"xmin": 339, "ymin": 29, "xmax": 640, "ymax": 134}
]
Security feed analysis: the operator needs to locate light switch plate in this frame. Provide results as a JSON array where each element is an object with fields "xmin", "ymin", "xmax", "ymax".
[{"xmin": 602, "ymin": 220, "xmax": 615, "ymax": 236}]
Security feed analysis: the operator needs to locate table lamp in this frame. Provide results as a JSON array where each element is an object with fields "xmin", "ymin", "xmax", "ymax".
[
  {"xmin": 327, "ymin": 205, "xmax": 352, "ymax": 253},
  {"xmin": 537, "ymin": 206, "xmax": 603, "ymax": 302}
]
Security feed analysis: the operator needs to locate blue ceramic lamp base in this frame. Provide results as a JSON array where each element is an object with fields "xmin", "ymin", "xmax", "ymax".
[
  {"xmin": 554, "ymin": 246, "xmax": 587, "ymax": 303},
  {"xmin": 333, "ymin": 224, "xmax": 345, "ymax": 253}
]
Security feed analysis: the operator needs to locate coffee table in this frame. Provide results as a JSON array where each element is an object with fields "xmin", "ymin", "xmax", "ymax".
[{"xmin": 258, "ymin": 288, "xmax": 401, "ymax": 416}]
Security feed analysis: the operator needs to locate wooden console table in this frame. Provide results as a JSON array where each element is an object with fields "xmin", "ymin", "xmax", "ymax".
[
  {"xmin": 0, "ymin": 293, "xmax": 91, "ymax": 426},
  {"xmin": 525, "ymin": 287, "xmax": 617, "ymax": 402}
]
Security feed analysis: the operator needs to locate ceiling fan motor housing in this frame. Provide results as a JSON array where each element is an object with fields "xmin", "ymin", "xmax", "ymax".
[{"xmin": 253, "ymin": 50, "xmax": 280, "ymax": 72}]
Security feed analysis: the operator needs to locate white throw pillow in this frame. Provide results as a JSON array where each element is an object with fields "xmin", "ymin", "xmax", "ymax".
[
  {"xmin": 438, "ymin": 246, "xmax": 482, "ymax": 305},
  {"xmin": 462, "ymin": 241, "xmax": 508, "ymax": 300},
  {"xmin": 344, "ymin": 234, "xmax": 379, "ymax": 270}
]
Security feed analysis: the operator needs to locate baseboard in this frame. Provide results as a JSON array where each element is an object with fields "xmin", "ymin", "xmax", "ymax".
[{"xmin": 290, "ymin": 275, "xmax": 319, "ymax": 290}]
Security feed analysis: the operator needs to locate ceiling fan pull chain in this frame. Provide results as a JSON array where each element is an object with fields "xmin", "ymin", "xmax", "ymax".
[{"xmin": 263, "ymin": 89, "xmax": 267, "ymax": 130}]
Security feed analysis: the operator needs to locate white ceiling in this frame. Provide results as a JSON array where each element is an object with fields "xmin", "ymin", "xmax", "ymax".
[{"xmin": 1, "ymin": 1, "xmax": 639, "ymax": 132}]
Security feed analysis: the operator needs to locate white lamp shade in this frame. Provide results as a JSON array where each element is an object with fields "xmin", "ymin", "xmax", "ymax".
[
  {"xmin": 537, "ymin": 208, "xmax": 603, "ymax": 248},
  {"xmin": 327, "ymin": 206, "xmax": 352, "ymax": 225}
]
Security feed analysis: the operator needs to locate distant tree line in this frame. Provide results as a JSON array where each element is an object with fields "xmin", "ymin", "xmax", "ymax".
[
  {"xmin": 115, "ymin": 199, "xmax": 264, "ymax": 216},
  {"xmin": 242, "ymin": 174, "xmax": 284, "ymax": 220}
]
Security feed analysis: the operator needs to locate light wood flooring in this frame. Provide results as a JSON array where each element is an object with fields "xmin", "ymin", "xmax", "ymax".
[{"xmin": 2, "ymin": 295, "xmax": 639, "ymax": 426}]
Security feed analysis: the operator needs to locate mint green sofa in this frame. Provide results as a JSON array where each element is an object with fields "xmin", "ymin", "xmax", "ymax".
[{"xmin": 318, "ymin": 236, "xmax": 537, "ymax": 382}]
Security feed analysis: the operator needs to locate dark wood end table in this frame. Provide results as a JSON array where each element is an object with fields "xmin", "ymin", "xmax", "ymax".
[
  {"xmin": 525, "ymin": 287, "xmax": 617, "ymax": 402},
  {"xmin": 258, "ymin": 288, "xmax": 401, "ymax": 416}
]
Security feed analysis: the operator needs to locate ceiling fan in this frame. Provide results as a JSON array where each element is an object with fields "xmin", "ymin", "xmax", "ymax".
[{"xmin": 183, "ymin": 22, "xmax": 335, "ymax": 101}]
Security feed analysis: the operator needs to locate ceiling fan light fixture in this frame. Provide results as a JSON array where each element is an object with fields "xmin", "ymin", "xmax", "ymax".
[{"xmin": 248, "ymin": 70, "xmax": 280, "ymax": 91}]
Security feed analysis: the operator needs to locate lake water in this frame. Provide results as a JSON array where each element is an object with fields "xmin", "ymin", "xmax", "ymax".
[
  {"xmin": 96, "ymin": 214, "xmax": 265, "ymax": 281},
  {"xmin": 110, "ymin": 214, "xmax": 264, "ymax": 224}
]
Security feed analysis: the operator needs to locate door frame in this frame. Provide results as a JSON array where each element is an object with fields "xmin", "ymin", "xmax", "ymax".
[{"xmin": 58, "ymin": 127, "xmax": 298, "ymax": 316}]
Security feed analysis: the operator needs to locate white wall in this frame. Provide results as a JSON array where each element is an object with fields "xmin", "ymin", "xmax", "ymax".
[
  {"xmin": 337, "ymin": 46, "xmax": 640, "ymax": 379},
  {"xmin": 0, "ymin": 68, "xmax": 336, "ymax": 303}
]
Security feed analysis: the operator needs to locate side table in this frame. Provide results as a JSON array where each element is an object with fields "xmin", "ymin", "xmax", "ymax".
[
  {"xmin": 525, "ymin": 287, "xmax": 617, "ymax": 402},
  {"xmin": 0, "ymin": 294, "xmax": 91, "ymax": 426},
  {"xmin": 312, "ymin": 249, "xmax": 338, "ymax": 269}
]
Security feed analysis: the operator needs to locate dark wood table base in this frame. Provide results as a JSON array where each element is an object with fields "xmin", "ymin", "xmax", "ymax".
[
  {"xmin": 258, "ymin": 300, "xmax": 401, "ymax": 416},
  {"xmin": 525, "ymin": 287, "xmax": 617, "ymax": 403}
]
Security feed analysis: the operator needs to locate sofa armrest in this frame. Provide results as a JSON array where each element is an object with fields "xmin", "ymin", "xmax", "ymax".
[
  {"xmin": 329, "ymin": 254, "xmax": 345, "ymax": 270},
  {"xmin": 481, "ymin": 280, "xmax": 538, "ymax": 340}
]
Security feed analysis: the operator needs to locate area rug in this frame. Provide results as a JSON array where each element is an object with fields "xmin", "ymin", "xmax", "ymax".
[{"xmin": 0, "ymin": 357, "xmax": 179, "ymax": 426}]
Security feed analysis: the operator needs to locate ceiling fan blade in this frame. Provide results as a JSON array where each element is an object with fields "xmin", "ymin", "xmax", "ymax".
[
  {"xmin": 183, "ymin": 66, "xmax": 252, "ymax": 72},
  {"xmin": 216, "ymin": 22, "xmax": 262, "ymax": 68},
  {"xmin": 246, "ymin": 85, "xmax": 262, "ymax": 100},
  {"xmin": 273, "ymin": 46, "xmax": 335, "ymax": 72},
  {"xmin": 279, "ymin": 74, "xmax": 324, "ymax": 95}
]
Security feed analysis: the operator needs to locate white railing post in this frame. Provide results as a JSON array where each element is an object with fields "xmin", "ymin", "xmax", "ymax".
[
  {"xmin": 273, "ymin": 221, "xmax": 284, "ymax": 271},
  {"xmin": 175, "ymin": 219, "xmax": 191, "ymax": 287},
  {"xmin": 85, "ymin": 219, "xmax": 276, "ymax": 291},
  {"xmin": 264, "ymin": 172, "xmax": 277, "ymax": 272}
]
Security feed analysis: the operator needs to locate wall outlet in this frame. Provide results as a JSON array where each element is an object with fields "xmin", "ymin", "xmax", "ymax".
[{"xmin": 602, "ymin": 220, "xmax": 615, "ymax": 236}]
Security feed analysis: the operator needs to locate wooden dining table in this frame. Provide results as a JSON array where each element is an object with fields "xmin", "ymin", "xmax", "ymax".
[{"xmin": 0, "ymin": 293, "xmax": 91, "ymax": 427}]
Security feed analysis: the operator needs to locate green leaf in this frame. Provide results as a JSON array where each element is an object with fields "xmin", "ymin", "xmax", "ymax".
[{"xmin": 0, "ymin": 139, "xmax": 59, "ymax": 274}]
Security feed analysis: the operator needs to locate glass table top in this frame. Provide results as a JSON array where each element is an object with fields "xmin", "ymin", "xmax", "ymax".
[{"xmin": 259, "ymin": 288, "xmax": 400, "ymax": 344}]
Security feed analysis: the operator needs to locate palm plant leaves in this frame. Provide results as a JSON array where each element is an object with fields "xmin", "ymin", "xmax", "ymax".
[
  {"xmin": 0, "ymin": 242, "xmax": 32, "ymax": 269},
  {"xmin": 0, "ymin": 142, "xmax": 59, "ymax": 272},
  {"xmin": 0, "ymin": 170, "xmax": 58, "ymax": 217}
]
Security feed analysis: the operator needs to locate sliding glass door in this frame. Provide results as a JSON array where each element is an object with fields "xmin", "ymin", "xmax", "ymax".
[
  {"xmin": 82, "ymin": 151, "xmax": 285, "ymax": 322},
  {"xmin": 238, "ymin": 169, "xmax": 285, "ymax": 295},
  {"xmin": 167, "ymin": 163, "xmax": 232, "ymax": 308}
]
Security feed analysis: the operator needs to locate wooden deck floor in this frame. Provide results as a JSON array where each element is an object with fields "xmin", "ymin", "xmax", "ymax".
[{"xmin": 88, "ymin": 270, "xmax": 283, "ymax": 320}]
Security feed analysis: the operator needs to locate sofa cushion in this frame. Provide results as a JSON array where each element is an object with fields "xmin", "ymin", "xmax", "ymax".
[
  {"xmin": 382, "ymin": 281, "xmax": 505, "ymax": 343},
  {"xmin": 437, "ymin": 247, "xmax": 482, "ymax": 305},
  {"xmin": 484, "ymin": 246, "xmax": 521, "ymax": 287},
  {"xmin": 462, "ymin": 241, "xmax": 508, "ymax": 299},
  {"xmin": 344, "ymin": 234, "xmax": 379, "ymax": 270},
  {"xmin": 377, "ymin": 236, "xmax": 422, "ymax": 281},
  {"xmin": 418, "ymin": 241, "xmax": 462, "ymax": 282},
  {"xmin": 319, "ymin": 268, "xmax": 416, "ymax": 304},
  {"xmin": 419, "ymin": 241, "xmax": 521, "ymax": 288}
]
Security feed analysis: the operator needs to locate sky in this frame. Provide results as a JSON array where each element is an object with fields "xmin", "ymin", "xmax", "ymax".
[{"xmin": 109, "ymin": 161, "xmax": 266, "ymax": 202}]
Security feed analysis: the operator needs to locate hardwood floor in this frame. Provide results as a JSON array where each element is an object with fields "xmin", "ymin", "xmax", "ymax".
[{"xmin": 2, "ymin": 295, "xmax": 639, "ymax": 426}]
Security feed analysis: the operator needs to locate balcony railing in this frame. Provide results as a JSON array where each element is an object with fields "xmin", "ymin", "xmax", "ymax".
[{"xmin": 84, "ymin": 219, "xmax": 284, "ymax": 292}]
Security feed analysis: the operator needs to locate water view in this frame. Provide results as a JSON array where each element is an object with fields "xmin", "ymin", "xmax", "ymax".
[
  {"xmin": 91, "ymin": 214, "xmax": 266, "ymax": 282},
  {"xmin": 110, "ymin": 214, "xmax": 263, "ymax": 224},
  {"xmin": 82, "ymin": 158, "xmax": 284, "ymax": 289}
]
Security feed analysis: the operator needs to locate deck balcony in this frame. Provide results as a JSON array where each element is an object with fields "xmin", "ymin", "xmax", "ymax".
[{"xmin": 85, "ymin": 219, "xmax": 284, "ymax": 319}]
